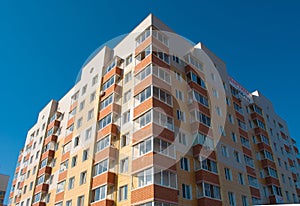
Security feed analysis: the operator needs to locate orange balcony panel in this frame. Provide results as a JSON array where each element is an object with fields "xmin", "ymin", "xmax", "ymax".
[
  {"xmin": 97, "ymin": 124, "xmax": 119, "ymax": 139},
  {"xmin": 90, "ymin": 199, "xmax": 114, "ymax": 206},
  {"xmin": 254, "ymin": 127, "xmax": 268, "ymax": 137},
  {"xmin": 135, "ymin": 54, "xmax": 152, "ymax": 74},
  {"xmin": 38, "ymin": 166, "xmax": 52, "ymax": 177},
  {"xmin": 154, "ymin": 185, "xmax": 178, "ymax": 203},
  {"xmin": 257, "ymin": 142, "xmax": 273, "ymax": 153},
  {"xmin": 28, "ymin": 140, "xmax": 33, "ymax": 148},
  {"xmin": 12, "ymin": 178, "xmax": 17, "ymax": 186},
  {"xmin": 232, "ymin": 95, "xmax": 242, "ymax": 105},
  {"xmin": 58, "ymin": 170, "xmax": 67, "ymax": 182},
  {"xmin": 197, "ymin": 198, "xmax": 222, "ymax": 206},
  {"xmin": 284, "ymin": 144, "xmax": 291, "ymax": 153},
  {"xmin": 67, "ymin": 117, "xmax": 75, "ymax": 129},
  {"xmin": 44, "ymin": 135, "xmax": 58, "ymax": 145},
  {"xmin": 251, "ymin": 113, "xmax": 265, "ymax": 122},
  {"xmin": 288, "ymin": 158, "xmax": 294, "ymax": 166},
  {"xmin": 102, "ymin": 66, "xmax": 122, "ymax": 83},
  {"xmin": 292, "ymin": 172, "xmax": 297, "ymax": 180},
  {"xmin": 132, "ymin": 123, "xmax": 174, "ymax": 144},
  {"xmin": 92, "ymin": 172, "xmax": 116, "ymax": 188},
  {"xmin": 152, "ymin": 54, "xmax": 170, "ymax": 70},
  {"xmin": 191, "ymin": 121, "xmax": 213, "ymax": 137},
  {"xmin": 193, "ymin": 145, "xmax": 216, "ymax": 160},
  {"xmin": 9, "ymin": 192, "xmax": 13, "ymax": 198},
  {"xmin": 132, "ymin": 152, "xmax": 176, "ymax": 173},
  {"xmin": 100, "ymin": 84, "xmax": 122, "ymax": 101},
  {"xmin": 94, "ymin": 146, "xmax": 117, "ymax": 163},
  {"xmin": 188, "ymin": 81, "xmax": 208, "ymax": 97},
  {"xmin": 41, "ymin": 150, "xmax": 55, "ymax": 161},
  {"xmin": 61, "ymin": 151, "xmax": 70, "ymax": 162},
  {"xmin": 64, "ymin": 133, "xmax": 73, "ymax": 144},
  {"xmin": 250, "ymin": 187, "xmax": 260, "ymax": 198},
  {"xmin": 189, "ymin": 101, "xmax": 210, "ymax": 117},
  {"xmin": 195, "ymin": 170, "xmax": 220, "ymax": 185},
  {"xmin": 15, "ymin": 196, "xmax": 21, "ymax": 203},
  {"xmin": 24, "ymin": 153, "xmax": 30, "ymax": 161},
  {"xmin": 32, "ymin": 202, "xmax": 46, "ymax": 206},
  {"xmin": 242, "ymin": 146, "xmax": 252, "ymax": 157},
  {"xmin": 98, "ymin": 103, "xmax": 121, "ymax": 121},
  {"xmin": 281, "ymin": 131, "xmax": 287, "ymax": 139},
  {"xmin": 134, "ymin": 75, "xmax": 152, "ymax": 96},
  {"xmin": 265, "ymin": 176, "xmax": 280, "ymax": 186},
  {"xmin": 15, "ymin": 166, "xmax": 20, "ymax": 173},
  {"xmin": 296, "ymin": 188, "xmax": 300, "ymax": 196},
  {"xmin": 261, "ymin": 159, "xmax": 276, "ymax": 169},
  {"xmin": 235, "ymin": 111, "xmax": 245, "ymax": 122},
  {"xmin": 294, "ymin": 146, "xmax": 299, "ymax": 154},
  {"xmin": 55, "ymin": 191, "xmax": 64, "ymax": 203},
  {"xmin": 69, "ymin": 101, "xmax": 78, "ymax": 112},
  {"xmin": 135, "ymin": 36, "xmax": 152, "ymax": 56},
  {"xmin": 239, "ymin": 128, "xmax": 248, "ymax": 138},
  {"xmin": 18, "ymin": 181, "xmax": 24, "ymax": 189},
  {"xmin": 47, "ymin": 120, "xmax": 60, "ymax": 131},
  {"xmin": 21, "ymin": 166, "xmax": 27, "ymax": 175},
  {"xmin": 246, "ymin": 166, "xmax": 256, "ymax": 177},
  {"xmin": 35, "ymin": 183, "xmax": 49, "ymax": 193},
  {"xmin": 18, "ymin": 154, "xmax": 22, "ymax": 162},
  {"xmin": 131, "ymin": 185, "xmax": 154, "ymax": 204}
]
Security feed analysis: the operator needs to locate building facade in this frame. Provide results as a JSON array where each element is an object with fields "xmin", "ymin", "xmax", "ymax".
[
  {"xmin": 8, "ymin": 14, "xmax": 300, "ymax": 206},
  {"xmin": 0, "ymin": 174, "xmax": 9, "ymax": 206}
]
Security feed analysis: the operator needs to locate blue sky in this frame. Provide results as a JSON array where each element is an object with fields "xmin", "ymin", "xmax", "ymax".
[{"xmin": 1, "ymin": 0, "xmax": 300, "ymax": 203}]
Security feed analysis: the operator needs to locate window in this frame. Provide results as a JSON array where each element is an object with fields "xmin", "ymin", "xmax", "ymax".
[
  {"xmin": 182, "ymin": 184, "xmax": 192, "ymax": 199},
  {"xmin": 59, "ymin": 160, "xmax": 68, "ymax": 173},
  {"xmin": 234, "ymin": 151, "xmax": 240, "ymax": 163},
  {"xmin": 221, "ymin": 145, "xmax": 229, "ymax": 157},
  {"xmin": 136, "ymin": 64, "xmax": 151, "ymax": 81},
  {"xmin": 121, "ymin": 133, "xmax": 129, "ymax": 147},
  {"xmin": 228, "ymin": 114, "xmax": 234, "ymax": 124},
  {"xmin": 190, "ymin": 110, "xmax": 211, "ymax": 127},
  {"xmin": 241, "ymin": 136, "xmax": 250, "ymax": 148},
  {"xmin": 178, "ymin": 132, "xmax": 187, "ymax": 146},
  {"xmin": 94, "ymin": 159, "xmax": 108, "ymax": 176},
  {"xmin": 244, "ymin": 155, "xmax": 254, "ymax": 167},
  {"xmin": 119, "ymin": 185, "xmax": 128, "ymax": 201},
  {"xmin": 231, "ymin": 132, "xmax": 237, "ymax": 142},
  {"xmin": 194, "ymin": 133, "xmax": 214, "ymax": 150},
  {"xmin": 85, "ymin": 127, "xmax": 92, "ymax": 140},
  {"xmin": 82, "ymin": 149, "xmax": 89, "ymax": 161},
  {"xmin": 92, "ymin": 75, "xmax": 98, "ymax": 86},
  {"xmin": 74, "ymin": 136, "xmax": 80, "ymax": 147},
  {"xmin": 199, "ymin": 183, "xmax": 221, "ymax": 199},
  {"xmin": 228, "ymin": 192, "xmax": 236, "ymax": 206},
  {"xmin": 238, "ymin": 173, "xmax": 244, "ymax": 185},
  {"xmin": 68, "ymin": 177, "xmax": 75, "ymax": 190},
  {"xmin": 136, "ymin": 110, "xmax": 151, "ymax": 128},
  {"xmin": 153, "ymin": 65, "xmax": 171, "ymax": 83},
  {"xmin": 153, "ymin": 86, "xmax": 172, "ymax": 106},
  {"xmin": 99, "ymin": 114, "xmax": 112, "ymax": 129},
  {"xmin": 104, "ymin": 60, "xmax": 116, "ymax": 74},
  {"xmin": 176, "ymin": 110, "xmax": 185, "ymax": 122},
  {"xmin": 90, "ymin": 91, "xmax": 96, "ymax": 102},
  {"xmin": 79, "ymin": 101, "xmax": 85, "ymax": 111},
  {"xmin": 71, "ymin": 156, "xmax": 77, "ymax": 167},
  {"xmin": 233, "ymin": 102, "xmax": 243, "ymax": 114},
  {"xmin": 77, "ymin": 195, "xmax": 84, "ymax": 206},
  {"xmin": 91, "ymin": 185, "xmax": 106, "ymax": 202},
  {"xmin": 96, "ymin": 135, "xmax": 110, "ymax": 152},
  {"xmin": 77, "ymin": 117, "xmax": 83, "ymax": 129},
  {"xmin": 29, "ymin": 182, "xmax": 33, "ymax": 191},
  {"xmin": 124, "ymin": 71, "xmax": 132, "ymax": 83},
  {"xmin": 55, "ymin": 202, "xmax": 63, "ymax": 206},
  {"xmin": 79, "ymin": 171, "xmax": 87, "ymax": 185},
  {"xmin": 199, "ymin": 157, "xmax": 218, "ymax": 173},
  {"xmin": 186, "ymin": 71, "xmax": 206, "ymax": 88},
  {"xmin": 33, "ymin": 193, "xmax": 41, "ymax": 203},
  {"xmin": 135, "ymin": 86, "xmax": 151, "ymax": 104},
  {"xmin": 102, "ymin": 76, "xmax": 116, "ymax": 91},
  {"xmin": 124, "ymin": 90, "xmax": 131, "ymax": 103},
  {"xmin": 133, "ymin": 137, "xmax": 153, "ymax": 158},
  {"xmin": 122, "ymin": 110, "xmax": 131, "ymax": 124},
  {"xmin": 57, "ymin": 181, "xmax": 66, "ymax": 193},
  {"xmin": 125, "ymin": 55, "xmax": 132, "ymax": 66},
  {"xmin": 225, "ymin": 168, "xmax": 232, "ymax": 181},
  {"xmin": 248, "ymin": 175, "xmax": 258, "ymax": 188},
  {"xmin": 120, "ymin": 158, "xmax": 129, "ymax": 173},
  {"xmin": 87, "ymin": 109, "xmax": 94, "ymax": 121},
  {"xmin": 180, "ymin": 157, "xmax": 190, "ymax": 171},
  {"xmin": 136, "ymin": 28, "xmax": 151, "ymax": 45},
  {"xmin": 37, "ymin": 175, "xmax": 45, "ymax": 185},
  {"xmin": 66, "ymin": 200, "xmax": 72, "ymax": 206},
  {"xmin": 154, "ymin": 168, "xmax": 177, "ymax": 189},
  {"xmin": 100, "ymin": 94, "xmax": 113, "ymax": 110},
  {"xmin": 216, "ymin": 106, "xmax": 222, "ymax": 116},
  {"xmin": 212, "ymin": 88, "xmax": 219, "ymax": 98},
  {"xmin": 137, "ymin": 168, "xmax": 153, "ymax": 187},
  {"xmin": 82, "ymin": 85, "xmax": 87, "ymax": 95},
  {"xmin": 175, "ymin": 89, "xmax": 184, "ymax": 101}
]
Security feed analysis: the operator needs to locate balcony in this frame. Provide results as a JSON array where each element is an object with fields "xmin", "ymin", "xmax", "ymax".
[
  {"xmin": 92, "ymin": 172, "xmax": 116, "ymax": 188},
  {"xmin": 44, "ymin": 134, "xmax": 58, "ymax": 145},
  {"xmin": 269, "ymin": 195, "xmax": 283, "ymax": 204},
  {"xmin": 195, "ymin": 169, "xmax": 219, "ymax": 185},
  {"xmin": 193, "ymin": 144, "xmax": 216, "ymax": 160},
  {"xmin": 261, "ymin": 159, "xmax": 276, "ymax": 169},
  {"xmin": 257, "ymin": 142, "xmax": 272, "ymax": 153},
  {"xmin": 265, "ymin": 176, "xmax": 280, "ymax": 186},
  {"xmin": 197, "ymin": 198, "xmax": 222, "ymax": 206},
  {"xmin": 35, "ymin": 183, "xmax": 49, "ymax": 193},
  {"xmin": 37, "ymin": 166, "xmax": 52, "ymax": 177},
  {"xmin": 94, "ymin": 146, "xmax": 118, "ymax": 163}
]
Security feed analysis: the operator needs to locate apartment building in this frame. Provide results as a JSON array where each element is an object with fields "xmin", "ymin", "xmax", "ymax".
[
  {"xmin": 8, "ymin": 14, "xmax": 300, "ymax": 206},
  {"xmin": 0, "ymin": 174, "xmax": 9, "ymax": 205}
]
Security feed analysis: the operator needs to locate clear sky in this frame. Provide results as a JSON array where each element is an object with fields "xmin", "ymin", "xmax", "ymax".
[{"xmin": 1, "ymin": 0, "xmax": 300, "ymax": 203}]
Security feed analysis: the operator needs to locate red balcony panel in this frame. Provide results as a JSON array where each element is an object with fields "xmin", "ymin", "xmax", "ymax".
[
  {"xmin": 101, "ymin": 84, "xmax": 122, "ymax": 101},
  {"xmin": 269, "ymin": 195, "xmax": 283, "ymax": 204},
  {"xmin": 292, "ymin": 172, "xmax": 297, "ymax": 181},
  {"xmin": 197, "ymin": 198, "xmax": 222, "ymax": 206},
  {"xmin": 193, "ymin": 144, "xmax": 216, "ymax": 160},
  {"xmin": 131, "ymin": 185, "xmax": 154, "ymax": 204},
  {"xmin": 251, "ymin": 113, "xmax": 265, "ymax": 123},
  {"xmin": 135, "ymin": 36, "xmax": 152, "ymax": 57},
  {"xmin": 38, "ymin": 166, "xmax": 52, "ymax": 177},
  {"xmin": 24, "ymin": 153, "xmax": 30, "ymax": 161},
  {"xmin": 98, "ymin": 103, "xmax": 121, "ymax": 121},
  {"xmin": 41, "ymin": 150, "xmax": 55, "ymax": 161},
  {"xmin": 235, "ymin": 111, "xmax": 245, "ymax": 122},
  {"xmin": 284, "ymin": 144, "xmax": 291, "ymax": 153},
  {"xmin": 15, "ymin": 166, "xmax": 20, "ymax": 174},
  {"xmin": 15, "ymin": 196, "xmax": 21, "ymax": 204},
  {"xmin": 35, "ymin": 183, "xmax": 49, "ymax": 193},
  {"xmin": 90, "ymin": 199, "xmax": 115, "ymax": 206},
  {"xmin": 32, "ymin": 202, "xmax": 46, "ymax": 206},
  {"xmin": 9, "ymin": 191, "xmax": 13, "ymax": 198},
  {"xmin": 246, "ymin": 166, "xmax": 256, "ymax": 177},
  {"xmin": 154, "ymin": 185, "xmax": 178, "ymax": 203},
  {"xmin": 254, "ymin": 127, "xmax": 268, "ymax": 137},
  {"xmin": 132, "ymin": 124, "xmax": 152, "ymax": 144},
  {"xmin": 27, "ymin": 140, "xmax": 33, "ymax": 148},
  {"xmin": 294, "ymin": 146, "xmax": 299, "ymax": 155},
  {"xmin": 97, "ymin": 124, "xmax": 119, "ymax": 140},
  {"xmin": 44, "ymin": 135, "xmax": 58, "ymax": 145},
  {"xmin": 67, "ymin": 117, "xmax": 75, "ymax": 129},
  {"xmin": 133, "ymin": 98, "xmax": 153, "ymax": 119},
  {"xmin": 55, "ymin": 191, "xmax": 64, "ymax": 203},
  {"xmin": 189, "ymin": 101, "xmax": 210, "ymax": 117},
  {"xmin": 102, "ymin": 66, "xmax": 122, "ymax": 83},
  {"xmin": 64, "ymin": 133, "xmax": 73, "ymax": 144},
  {"xmin": 69, "ymin": 101, "xmax": 78, "ymax": 112},
  {"xmin": 18, "ymin": 154, "xmax": 22, "ymax": 162},
  {"xmin": 239, "ymin": 128, "xmax": 248, "ymax": 138},
  {"xmin": 281, "ymin": 132, "xmax": 287, "ymax": 140},
  {"xmin": 12, "ymin": 178, "xmax": 17, "ymax": 186},
  {"xmin": 21, "ymin": 166, "xmax": 27, "ymax": 175},
  {"xmin": 92, "ymin": 172, "xmax": 116, "ymax": 188},
  {"xmin": 47, "ymin": 120, "xmax": 60, "ymax": 131},
  {"xmin": 94, "ymin": 146, "xmax": 117, "ymax": 163},
  {"xmin": 261, "ymin": 159, "xmax": 276, "ymax": 169},
  {"xmin": 232, "ymin": 95, "xmax": 242, "ymax": 105},
  {"xmin": 191, "ymin": 121, "xmax": 213, "ymax": 137},
  {"xmin": 152, "ymin": 54, "xmax": 170, "ymax": 70},
  {"xmin": 18, "ymin": 181, "xmax": 24, "ymax": 189},
  {"xmin": 257, "ymin": 142, "xmax": 273, "ymax": 153},
  {"xmin": 195, "ymin": 170, "xmax": 220, "ymax": 185},
  {"xmin": 188, "ymin": 81, "xmax": 208, "ymax": 97},
  {"xmin": 296, "ymin": 188, "xmax": 300, "ymax": 196},
  {"xmin": 242, "ymin": 146, "xmax": 252, "ymax": 157},
  {"xmin": 265, "ymin": 176, "xmax": 280, "ymax": 186},
  {"xmin": 250, "ymin": 187, "xmax": 260, "ymax": 198},
  {"xmin": 61, "ymin": 151, "xmax": 70, "ymax": 163},
  {"xmin": 58, "ymin": 170, "xmax": 67, "ymax": 182},
  {"xmin": 288, "ymin": 158, "xmax": 294, "ymax": 166},
  {"xmin": 297, "ymin": 158, "xmax": 300, "ymax": 165}
]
